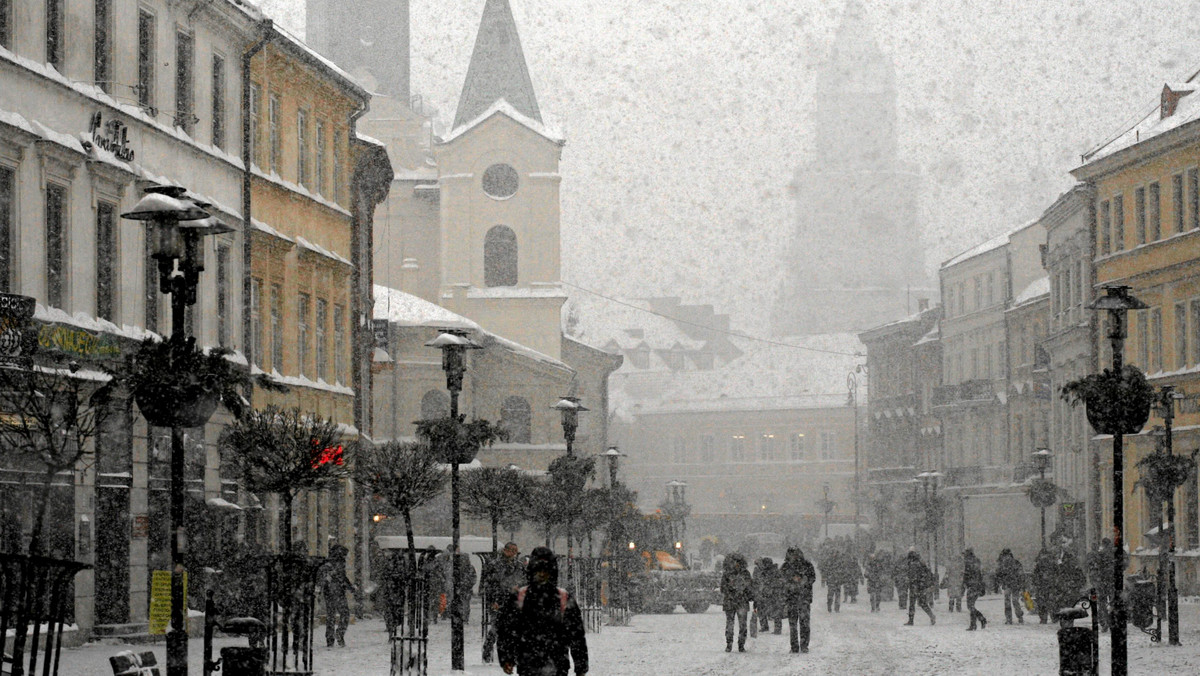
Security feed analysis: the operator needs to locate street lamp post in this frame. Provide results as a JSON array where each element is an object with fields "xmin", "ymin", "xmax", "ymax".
[
  {"xmin": 603, "ymin": 446, "xmax": 624, "ymax": 489},
  {"xmin": 425, "ymin": 329, "xmax": 481, "ymax": 672},
  {"xmin": 1032, "ymin": 448, "xmax": 1053, "ymax": 549},
  {"xmin": 666, "ymin": 480, "xmax": 689, "ymax": 547},
  {"xmin": 552, "ymin": 396, "xmax": 588, "ymax": 456},
  {"xmin": 820, "ymin": 482, "xmax": 836, "ymax": 540},
  {"xmin": 847, "ymin": 366, "xmax": 865, "ymax": 528},
  {"xmin": 122, "ymin": 186, "xmax": 229, "ymax": 676},
  {"xmin": 1087, "ymin": 284, "xmax": 1148, "ymax": 676},
  {"xmin": 1156, "ymin": 386, "xmax": 1183, "ymax": 646},
  {"xmin": 916, "ymin": 471, "xmax": 943, "ymax": 595}
]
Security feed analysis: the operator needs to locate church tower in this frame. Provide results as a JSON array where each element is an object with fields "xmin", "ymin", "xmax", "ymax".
[
  {"xmin": 306, "ymin": 0, "xmax": 410, "ymax": 102},
  {"xmin": 772, "ymin": 1, "xmax": 930, "ymax": 336},
  {"xmin": 435, "ymin": 0, "xmax": 567, "ymax": 360}
]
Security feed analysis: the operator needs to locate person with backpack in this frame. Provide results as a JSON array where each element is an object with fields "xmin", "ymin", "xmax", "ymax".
[
  {"xmin": 720, "ymin": 552, "xmax": 754, "ymax": 652},
  {"xmin": 497, "ymin": 546, "xmax": 588, "ymax": 676},
  {"xmin": 780, "ymin": 547, "xmax": 816, "ymax": 654}
]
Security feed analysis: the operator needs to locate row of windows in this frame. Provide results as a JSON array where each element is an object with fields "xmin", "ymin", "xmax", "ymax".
[
  {"xmin": 1098, "ymin": 171, "xmax": 1200, "ymax": 256},
  {"xmin": 1128, "ymin": 299, "xmax": 1200, "ymax": 374},
  {"xmin": 1049, "ymin": 260, "xmax": 1086, "ymax": 321},
  {"xmin": 249, "ymin": 277, "xmax": 348, "ymax": 383},
  {"xmin": 944, "ymin": 269, "xmax": 1007, "ymax": 319},
  {"xmin": 0, "ymin": 162, "xmax": 236, "ymax": 345},
  {"xmin": 943, "ymin": 336, "xmax": 1006, "ymax": 384},
  {"xmin": 667, "ymin": 432, "xmax": 839, "ymax": 464},
  {"xmin": 248, "ymin": 82, "xmax": 343, "ymax": 201}
]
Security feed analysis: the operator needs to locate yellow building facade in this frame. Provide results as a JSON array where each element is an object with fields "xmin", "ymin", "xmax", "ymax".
[
  {"xmin": 246, "ymin": 29, "xmax": 366, "ymax": 558},
  {"xmin": 1075, "ymin": 86, "xmax": 1200, "ymax": 589}
]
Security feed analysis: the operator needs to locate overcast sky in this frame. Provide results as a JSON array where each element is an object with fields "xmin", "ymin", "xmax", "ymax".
[{"xmin": 262, "ymin": 0, "xmax": 1200, "ymax": 332}]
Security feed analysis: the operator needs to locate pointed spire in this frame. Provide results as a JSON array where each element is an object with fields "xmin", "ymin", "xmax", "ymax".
[{"xmin": 453, "ymin": 0, "xmax": 542, "ymax": 130}]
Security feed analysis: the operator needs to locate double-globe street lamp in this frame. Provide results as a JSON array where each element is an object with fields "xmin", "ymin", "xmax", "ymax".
[
  {"xmin": 1086, "ymin": 284, "xmax": 1148, "ymax": 676},
  {"xmin": 819, "ymin": 482, "xmax": 836, "ymax": 540},
  {"xmin": 425, "ymin": 328, "xmax": 481, "ymax": 672},
  {"xmin": 122, "ymin": 185, "xmax": 232, "ymax": 676},
  {"xmin": 551, "ymin": 396, "xmax": 588, "ymax": 584}
]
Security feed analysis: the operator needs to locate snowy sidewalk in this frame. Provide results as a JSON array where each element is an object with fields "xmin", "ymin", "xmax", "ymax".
[{"xmin": 55, "ymin": 594, "xmax": 1200, "ymax": 675}]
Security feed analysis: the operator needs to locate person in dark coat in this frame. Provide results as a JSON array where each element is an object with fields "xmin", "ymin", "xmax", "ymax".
[
  {"xmin": 483, "ymin": 542, "xmax": 525, "ymax": 662},
  {"xmin": 420, "ymin": 547, "xmax": 446, "ymax": 624},
  {"xmin": 903, "ymin": 550, "xmax": 936, "ymax": 626},
  {"xmin": 1049, "ymin": 547, "xmax": 1087, "ymax": 620},
  {"xmin": 818, "ymin": 542, "xmax": 842, "ymax": 613},
  {"xmin": 756, "ymin": 558, "xmax": 784, "ymax": 634},
  {"xmin": 995, "ymin": 548, "xmax": 1025, "ymax": 624},
  {"xmin": 780, "ymin": 547, "xmax": 816, "ymax": 653},
  {"xmin": 320, "ymin": 544, "xmax": 355, "ymax": 647},
  {"xmin": 497, "ymin": 546, "xmax": 588, "ymax": 676},
  {"xmin": 865, "ymin": 551, "xmax": 888, "ymax": 612},
  {"xmin": 962, "ymin": 548, "xmax": 987, "ymax": 631},
  {"xmin": 720, "ymin": 552, "xmax": 754, "ymax": 652},
  {"xmin": 1031, "ymin": 548, "xmax": 1054, "ymax": 624},
  {"xmin": 453, "ymin": 550, "xmax": 478, "ymax": 624},
  {"xmin": 893, "ymin": 553, "xmax": 910, "ymax": 610}
]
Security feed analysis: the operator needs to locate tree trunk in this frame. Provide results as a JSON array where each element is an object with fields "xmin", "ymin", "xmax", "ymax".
[
  {"xmin": 403, "ymin": 507, "xmax": 418, "ymax": 572},
  {"xmin": 28, "ymin": 469, "xmax": 57, "ymax": 557},
  {"xmin": 491, "ymin": 512, "xmax": 499, "ymax": 554},
  {"xmin": 281, "ymin": 493, "xmax": 294, "ymax": 553}
]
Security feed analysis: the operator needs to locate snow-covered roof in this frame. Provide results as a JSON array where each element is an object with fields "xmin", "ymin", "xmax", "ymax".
[
  {"xmin": 941, "ymin": 231, "xmax": 1009, "ymax": 269},
  {"xmin": 1083, "ymin": 81, "xmax": 1200, "ymax": 165},
  {"xmin": 1013, "ymin": 276, "xmax": 1050, "ymax": 306},
  {"xmin": 269, "ymin": 22, "xmax": 367, "ymax": 99},
  {"xmin": 914, "ymin": 325, "xmax": 940, "ymax": 347},
  {"xmin": 564, "ymin": 295, "xmax": 710, "ymax": 353},
  {"xmin": 440, "ymin": 99, "xmax": 563, "ymax": 146},
  {"xmin": 373, "ymin": 285, "xmax": 480, "ymax": 329}
]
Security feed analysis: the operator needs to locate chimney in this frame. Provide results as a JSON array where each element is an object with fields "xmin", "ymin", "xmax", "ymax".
[{"xmin": 917, "ymin": 297, "xmax": 929, "ymax": 312}]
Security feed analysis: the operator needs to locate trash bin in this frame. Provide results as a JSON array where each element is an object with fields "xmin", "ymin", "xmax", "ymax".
[
  {"xmin": 1128, "ymin": 577, "xmax": 1156, "ymax": 630},
  {"xmin": 218, "ymin": 646, "xmax": 267, "ymax": 676},
  {"xmin": 1057, "ymin": 607, "xmax": 1096, "ymax": 676}
]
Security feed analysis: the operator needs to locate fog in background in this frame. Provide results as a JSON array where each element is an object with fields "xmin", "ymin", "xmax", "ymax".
[{"xmin": 262, "ymin": 0, "xmax": 1200, "ymax": 330}]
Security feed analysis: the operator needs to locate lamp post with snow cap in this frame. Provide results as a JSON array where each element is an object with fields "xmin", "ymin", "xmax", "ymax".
[
  {"xmin": 552, "ymin": 396, "xmax": 588, "ymax": 456},
  {"xmin": 424, "ymin": 328, "xmax": 481, "ymax": 672},
  {"xmin": 603, "ymin": 446, "xmax": 624, "ymax": 489},
  {"xmin": 122, "ymin": 185, "xmax": 231, "ymax": 676},
  {"xmin": 1087, "ymin": 284, "xmax": 1148, "ymax": 676}
]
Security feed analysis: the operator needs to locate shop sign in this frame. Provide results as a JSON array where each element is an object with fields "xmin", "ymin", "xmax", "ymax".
[
  {"xmin": 149, "ymin": 570, "xmax": 186, "ymax": 635},
  {"xmin": 0, "ymin": 292, "xmax": 37, "ymax": 361},
  {"xmin": 88, "ymin": 111, "xmax": 135, "ymax": 162},
  {"xmin": 131, "ymin": 514, "xmax": 150, "ymax": 539},
  {"xmin": 37, "ymin": 322, "xmax": 123, "ymax": 360}
]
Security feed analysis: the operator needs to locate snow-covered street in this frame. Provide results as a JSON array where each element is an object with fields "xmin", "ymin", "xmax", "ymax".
[{"xmin": 58, "ymin": 594, "xmax": 1200, "ymax": 675}]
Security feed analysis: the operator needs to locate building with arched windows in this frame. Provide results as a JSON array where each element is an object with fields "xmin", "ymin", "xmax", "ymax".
[{"xmin": 362, "ymin": 0, "xmax": 620, "ymax": 474}]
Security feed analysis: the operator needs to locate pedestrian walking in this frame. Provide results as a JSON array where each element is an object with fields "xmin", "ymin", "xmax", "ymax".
[
  {"xmin": 780, "ymin": 547, "xmax": 816, "ymax": 654},
  {"xmin": 483, "ymin": 542, "xmax": 525, "ymax": 663},
  {"xmin": 720, "ymin": 552, "xmax": 754, "ymax": 653},
  {"xmin": 497, "ymin": 546, "xmax": 588, "ymax": 676},
  {"xmin": 420, "ymin": 547, "xmax": 446, "ymax": 624},
  {"xmin": 942, "ymin": 552, "xmax": 964, "ymax": 613},
  {"xmin": 453, "ymin": 549, "xmax": 478, "ymax": 624},
  {"xmin": 995, "ymin": 548, "xmax": 1025, "ymax": 624},
  {"xmin": 320, "ymin": 544, "xmax": 355, "ymax": 647},
  {"xmin": 902, "ymin": 550, "xmax": 936, "ymax": 626},
  {"xmin": 962, "ymin": 548, "xmax": 987, "ymax": 631},
  {"xmin": 865, "ymin": 551, "xmax": 888, "ymax": 613},
  {"xmin": 1049, "ymin": 547, "xmax": 1087, "ymax": 620},
  {"xmin": 1086, "ymin": 539, "xmax": 1115, "ymax": 631}
]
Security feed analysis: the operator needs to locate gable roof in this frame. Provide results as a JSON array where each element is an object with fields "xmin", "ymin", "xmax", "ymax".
[{"xmin": 452, "ymin": 0, "xmax": 542, "ymax": 131}]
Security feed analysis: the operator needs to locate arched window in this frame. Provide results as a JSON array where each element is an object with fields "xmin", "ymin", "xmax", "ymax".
[
  {"xmin": 500, "ymin": 396, "xmax": 531, "ymax": 444},
  {"xmin": 484, "ymin": 225, "xmax": 518, "ymax": 287},
  {"xmin": 420, "ymin": 389, "xmax": 450, "ymax": 420}
]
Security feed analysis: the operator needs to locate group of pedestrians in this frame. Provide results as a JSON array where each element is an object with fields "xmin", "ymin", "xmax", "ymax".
[
  {"xmin": 817, "ymin": 537, "xmax": 862, "ymax": 611},
  {"xmin": 720, "ymin": 548, "xmax": 817, "ymax": 654}
]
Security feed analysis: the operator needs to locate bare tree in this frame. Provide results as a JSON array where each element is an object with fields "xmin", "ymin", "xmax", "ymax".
[
  {"xmin": 354, "ymin": 440, "xmax": 447, "ymax": 569},
  {"xmin": 221, "ymin": 406, "xmax": 349, "ymax": 553},
  {"xmin": 461, "ymin": 466, "xmax": 529, "ymax": 553},
  {"xmin": 0, "ymin": 361, "xmax": 115, "ymax": 556}
]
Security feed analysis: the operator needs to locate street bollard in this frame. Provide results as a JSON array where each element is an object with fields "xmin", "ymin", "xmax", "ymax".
[{"xmin": 1057, "ymin": 606, "xmax": 1096, "ymax": 676}]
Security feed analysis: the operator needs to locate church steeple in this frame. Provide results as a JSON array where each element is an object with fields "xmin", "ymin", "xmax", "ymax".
[{"xmin": 453, "ymin": 0, "xmax": 542, "ymax": 130}]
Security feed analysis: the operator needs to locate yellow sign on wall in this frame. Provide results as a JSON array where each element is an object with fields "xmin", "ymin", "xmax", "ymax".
[{"xmin": 148, "ymin": 570, "xmax": 186, "ymax": 635}]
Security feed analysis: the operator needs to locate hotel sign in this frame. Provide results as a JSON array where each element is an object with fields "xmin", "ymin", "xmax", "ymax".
[
  {"xmin": 89, "ymin": 111, "xmax": 135, "ymax": 162},
  {"xmin": 37, "ymin": 322, "xmax": 123, "ymax": 360}
]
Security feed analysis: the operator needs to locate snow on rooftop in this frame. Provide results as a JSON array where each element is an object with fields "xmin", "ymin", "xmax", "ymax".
[
  {"xmin": 441, "ymin": 99, "xmax": 564, "ymax": 145},
  {"xmin": 373, "ymin": 285, "xmax": 480, "ymax": 329},
  {"xmin": 1014, "ymin": 276, "xmax": 1050, "ymax": 306},
  {"xmin": 1084, "ymin": 80, "xmax": 1200, "ymax": 165},
  {"xmin": 941, "ymin": 232, "xmax": 1009, "ymax": 269},
  {"xmin": 914, "ymin": 325, "xmax": 940, "ymax": 346}
]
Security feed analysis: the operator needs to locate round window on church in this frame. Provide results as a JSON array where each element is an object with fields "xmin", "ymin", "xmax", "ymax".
[{"xmin": 482, "ymin": 163, "xmax": 520, "ymax": 199}]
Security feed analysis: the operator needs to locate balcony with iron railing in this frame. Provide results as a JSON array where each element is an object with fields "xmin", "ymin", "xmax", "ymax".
[{"xmin": 931, "ymin": 379, "xmax": 998, "ymax": 408}]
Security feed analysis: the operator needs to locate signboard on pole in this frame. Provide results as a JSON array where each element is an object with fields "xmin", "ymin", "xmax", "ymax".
[{"xmin": 148, "ymin": 570, "xmax": 186, "ymax": 635}]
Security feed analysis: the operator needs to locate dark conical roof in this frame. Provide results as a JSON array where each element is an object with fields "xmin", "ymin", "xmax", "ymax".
[{"xmin": 452, "ymin": 0, "xmax": 542, "ymax": 130}]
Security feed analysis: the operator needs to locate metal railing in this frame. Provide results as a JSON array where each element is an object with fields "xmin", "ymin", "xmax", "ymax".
[
  {"xmin": 0, "ymin": 553, "xmax": 89, "ymax": 676},
  {"xmin": 265, "ymin": 554, "xmax": 326, "ymax": 675},
  {"xmin": 389, "ymin": 574, "xmax": 429, "ymax": 676}
]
